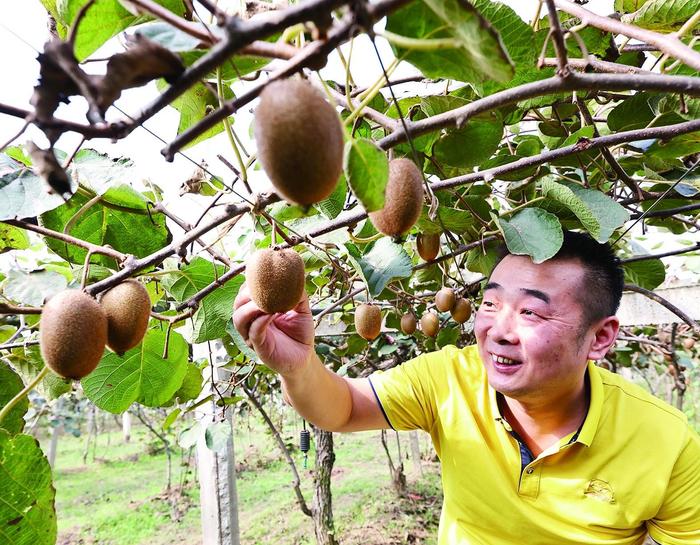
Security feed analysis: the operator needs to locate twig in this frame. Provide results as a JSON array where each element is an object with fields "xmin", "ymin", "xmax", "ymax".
[
  {"xmin": 554, "ymin": 0, "xmax": 700, "ymax": 72},
  {"xmin": 540, "ymin": 57, "xmax": 652, "ymax": 74},
  {"xmin": 621, "ymin": 243, "xmax": 700, "ymax": 264},
  {"xmin": 624, "ymin": 283, "xmax": 698, "ymax": 330},
  {"xmin": 544, "ymin": 0, "xmax": 570, "ymax": 76},
  {"xmin": 0, "ymin": 340, "xmax": 40, "ymax": 351},
  {"xmin": 0, "ymin": 303, "xmax": 42, "ymax": 315},
  {"xmin": 629, "ymin": 203, "xmax": 700, "ymax": 219}
]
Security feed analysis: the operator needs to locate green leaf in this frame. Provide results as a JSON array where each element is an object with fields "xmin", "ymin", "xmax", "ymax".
[
  {"xmin": 157, "ymin": 79, "xmax": 233, "ymax": 149},
  {"xmin": 39, "ymin": 185, "xmax": 171, "ymax": 267},
  {"xmin": 5, "ymin": 346, "xmax": 71, "ymax": 401},
  {"xmin": 540, "ymin": 179, "xmax": 600, "ymax": 238},
  {"xmin": 0, "ymin": 363, "xmax": 28, "ymax": 435},
  {"xmin": 225, "ymin": 321, "xmax": 258, "ymax": 362},
  {"xmin": 0, "ymin": 224, "xmax": 29, "ymax": 254},
  {"xmin": 437, "ymin": 326, "xmax": 460, "ymax": 348},
  {"xmin": 179, "ymin": 51, "xmax": 271, "ymax": 81},
  {"xmin": 58, "ymin": 0, "xmax": 185, "ymax": 60},
  {"xmin": 135, "ymin": 22, "xmax": 202, "ymax": 51},
  {"xmin": 0, "ymin": 430, "xmax": 57, "ymax": 545},
  {"xmin": 343, "ymin": 138, "xmax": 389, "ymax": 213},
  {"xmin": 171, "ymin": 363, "xmax": 202, "ymax": 403},
  {"xmin": 81, "ymin": 329, "xmax": 188, "ymax": 413},
  {"xmin": 416, "ymin": 206, "xmax": 476, "ymax": 235},
  {"xmin": 622, "ymin": 0, "xmax": 700, "ymax": 31},
  {"xmin": 2, "ymin": 269, "xmax": 68, "ymax": 307},
  {"xmin": 205, "ymin": 421, "xmax": 231, "ymax": 453},
  {"xmin": 623, "ymin": 259, "xmax": 666, "ymax": 290},
  {"xmin": 162, "ymin": 408, "xmax": 181, "ymax": 431},
  {"xmin": 0, "ymin": 155, "xmax": 76, "ymax": 221},
  {"xmin": 466, "ymin": 241, "xmax": 501, "ymax": 276},
  {"xmin": 432, "ymin": 112, "xmax": 503, "ymax": 168},
  {"xmin": 160, "ymin": 257, "xmax": 243, "ymax": 343},
  {"xmin": 607, "ymin": 93, "xmax": 658, "ymax": 132},
  {"xmin": 614, "ymin": 0, "xmax": 651, "ymax": 13},
  {"xmin": 345, "ymin": 239, "xmax": 413, "ymax": 297},
  {"xmin": 646, "ymin": 132, "xmax": 700, "ymax": 159},
  {"xmin": 69, "ymin": 149, "xmax": 134, "ymax": 195},
  {"xmin": 316, "ymin": 174, "xmax": 347, "ymax": 220},
  {"xmin": 385, "ymin": 0, "xmax": 513, "ymax": 84},
  {"xmin": 499, "ymin": 208, "xmax": 563, "ymax": 263}
]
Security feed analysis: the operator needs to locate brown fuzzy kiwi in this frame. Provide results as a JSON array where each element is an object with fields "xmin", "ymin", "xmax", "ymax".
[
  {"xmin": 451, "ymin": 298, "xmax": 472, "ymax": 323},
  {"xmin": 355, "ymin": 303, "xmax": 382, "ymax": 341},
  {"xmin": 369, "ymin": 158, "xmax": 424, "ymax": 237},
  {"xmin": 683, "ymin": 337, "xmax": 695, "ymax": 350},
  {"xmin": 246, "ymin": 248, "xmax": 305, "ymax": 314},
  {"xmin": 40, "ymin": 290, "xmax": 108, "ymax": 379},
  {"xmin": 400, "ymin": 313, "xmax": 417, "ymax": 335},
  {"xmin": 420, "ymin": 312, "xmax": 440, "ymax": 337},
  {"xmin": 254, "ymin": 79, "xmax": 344, "ymax": 205},
  {"xmin": 100, "ymin": 279, "xmax": 152, "ymax": 355},
  {"xmin": 417, "ymin": 233, "xmax": 440, "ymax": 261},
  {"xmin": 435, "ymin": 288, "xmax": 456, "ymax": 313}
]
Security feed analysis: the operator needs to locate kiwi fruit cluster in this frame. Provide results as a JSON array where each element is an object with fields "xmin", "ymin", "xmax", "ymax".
[
  {"xmin": 254, "ymin": 78, "xmax": 344, "ymax": 206},
  {"xmin": 246, "ymin": 248, "xmax": 305, "ymax": 314},
  {"xmin": 369, "ymin": 158, "xmax": 424, "ymax": 237},
  {"xmin": 40, "ymin": 280, "xmax": 152, "ymax": 379},
  {"xmin": 355, "ymin": 303, "xmax": 382, "ymax": 341},
  {"xmin": 398, "ymin": 288, "xmax": 472, "ymax": 339}
]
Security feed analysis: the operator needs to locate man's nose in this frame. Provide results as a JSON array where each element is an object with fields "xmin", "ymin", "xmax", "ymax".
[{"xmin": 489, "ymin": 310, "xmax": 518, "ymax": 345}]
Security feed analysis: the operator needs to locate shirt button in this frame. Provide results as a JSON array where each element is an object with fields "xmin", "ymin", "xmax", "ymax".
[{"xmin": 526, "ymin": 468, "xmax": 534, "ymax": 474}]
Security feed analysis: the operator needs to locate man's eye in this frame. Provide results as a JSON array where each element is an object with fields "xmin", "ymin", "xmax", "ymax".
[
  {"xmin": 521, "ymin": 309, "xmax": 537, "ymax": 317},
  {"xmin": 482, "ymin": 301, "xmax": 495, "ymax": 308}
]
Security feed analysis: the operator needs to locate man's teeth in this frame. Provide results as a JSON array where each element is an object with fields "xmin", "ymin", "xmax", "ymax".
[{"xmin": 493, "ymin": 355, "xmax": 519, "ymax": 365}]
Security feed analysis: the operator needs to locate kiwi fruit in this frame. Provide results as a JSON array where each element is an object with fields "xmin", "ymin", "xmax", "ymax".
[
  {"xmin": 254, "ymin": 78, "xmax": 344, "ymax": 205},
  {"xmin": 451, "ymin": 298, "xmax": 472, "ymax": 323},
  {"xmin": 369, "ymin": 158, "xmax": 424, "ymax": 237},
  {"xmin": 99, "ymin": 279, "xmax": 152, "ymax": 355},
  {"xmin": 246, "ymin": 248, "xmax": 305, "ymax": 314},
  {"xmin": 435, "ymin": 287, "xmax": 456, "ymax": 313},
  {"xmin": 420, "ymin": 312, "xmax": 440, "ymax": 337},
  {"xmin": 416, "ymin": 233, "xmax": 440, "ymax": 261},
  {"xmin": 400, "ymin": 312, "xmax": 417, "ymax": 335},
  {"xmin": 683, "ymin": 337, "xmax": 695, "ymax": 350},
  {"xmin": 40, "ymin": 289, "xmax": 108, "ymax": 379},
  {"xmin": 355, "ymin": 303, "xmax": 382, "ymax": 341}
]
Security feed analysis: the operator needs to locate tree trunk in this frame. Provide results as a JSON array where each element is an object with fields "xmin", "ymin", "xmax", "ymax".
[
  {"xmin": 409, "ymin": 431, "xmax": 423, "ymax": 476},
  {"xmin": 380, "ymin": 430, "xmax": 407, "ymax": 498},
  {"xmin": 312, "ymin": 427, "xmax": 338, "ymax": 545}
]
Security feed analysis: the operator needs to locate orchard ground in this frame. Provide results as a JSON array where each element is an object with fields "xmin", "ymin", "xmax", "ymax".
[{"xmin": 45, "ymin": 407, "xmax": 442, "ymax": 545}]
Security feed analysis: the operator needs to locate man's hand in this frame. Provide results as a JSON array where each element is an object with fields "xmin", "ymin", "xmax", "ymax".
[{"xmin": 232, "ymin": 283, "xmax": 315, "ymax": 377}]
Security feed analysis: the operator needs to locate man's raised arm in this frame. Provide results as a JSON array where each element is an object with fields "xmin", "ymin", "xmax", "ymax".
[{"xmin": 233, "ymin": 285, "xmax": 389, "ymax": 432}]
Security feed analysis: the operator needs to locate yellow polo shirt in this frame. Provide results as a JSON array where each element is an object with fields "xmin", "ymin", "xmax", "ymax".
[{"xmin": 369, "ymin": 345, "xmax": 700, "ymax": 545}]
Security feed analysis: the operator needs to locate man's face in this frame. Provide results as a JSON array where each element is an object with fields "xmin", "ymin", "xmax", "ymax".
[{"xmin": 474, "ymin": 255, "xmax": 593, "ymax": 403}]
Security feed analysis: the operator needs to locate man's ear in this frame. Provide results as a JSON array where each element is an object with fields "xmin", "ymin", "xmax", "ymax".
[{"xmin": 586, "ymin": 316, "xmax": 620, "ymax": 361}]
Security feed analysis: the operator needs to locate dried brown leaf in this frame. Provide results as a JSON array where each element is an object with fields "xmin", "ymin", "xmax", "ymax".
[{"xmin": 26, "ymin": 141, "xmax": 73, "ymax": 200}]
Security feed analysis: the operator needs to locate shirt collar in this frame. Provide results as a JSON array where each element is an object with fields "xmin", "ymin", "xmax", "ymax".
[{"xmin": 488, "ymin": 360, "xmax": 604, "ymax": 445}]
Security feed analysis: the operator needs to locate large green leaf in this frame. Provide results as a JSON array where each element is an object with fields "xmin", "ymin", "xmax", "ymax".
[
  {"xmin": 416, "ymin": 206, "xmax": 477, "ymax": 235},
  {"xmin": 343, "ymin": 138, "xmax": 389, "ymax": 213},
  {"xmin": 607, "ymin": 93, "xmax": 658, "ymax": 132},
  {"xmin": 386, "ymin": 0, "xmax": 513, "ymax": 84},
  {"xmin": 81, "ymin": 328, "xmax": 188, "ymax": 413},
  {"xmin": 345, "ymin": 239, "xmax": 413, "ymax": 297},
  {"xmin": 157, "ymin": 79, "xmax": 234, "ymax": 149},
  {"xmin": 58, "ymin": 0, "xmax": 186, "ymax": 60},
  {"xmin": 623, "ymin": 259, "xmax": 666, "ymax": 290},
  {"xmin": 499, "ymin": 208, "xmax": 563, "ymax": 263},
  {"xmin": 0, "ymin": 155, "xmax": 76, "ymax": 221},
  {"xmin": 69, "ymin": 149, "xmax": 133, "ymax": 195},
  {"xmin": 0, "ymin": 224, "xmax": 29, "ymax": 254},
  {"xmin": 39, "ymin": 185, "xmax": 171, "ymax": 267},
  {"xmin": 0, "ymin": 430, "xmax": 56, "ymax": 545},
  {"xmin": 2, "ymin": 269, "xmax": 67, "ymax": 306},
  {"xmin": 432, "ymin": 112, "xmax": 503, "ymax": 168},
  {"xmin": 622, "ymin": 0, "xmax": 700, "ymax": 31},
  {"xmin": 0, "ymin": 364, "xmax": 28, "ymax": 435},
  {"xmin": 614, "ymin": 0, "xmax": 651, "ymax": 13},
  {"xmin": 160, "ymin": 257, "xmax": 242, "ymax": 343}
]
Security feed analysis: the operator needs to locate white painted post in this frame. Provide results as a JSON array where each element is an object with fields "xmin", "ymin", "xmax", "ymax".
[
  {"xmin": 122, "ymin": 411, "xmax": 131, "ymax": 443},
  {"xmin": 196, "ymin": 362, "xmax": 240, "ymax": 545}
]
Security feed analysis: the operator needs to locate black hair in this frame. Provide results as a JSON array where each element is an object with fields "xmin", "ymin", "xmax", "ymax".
[{"xmin": 494, "ymin": 230, "xmax": 624, "ymax": 326}]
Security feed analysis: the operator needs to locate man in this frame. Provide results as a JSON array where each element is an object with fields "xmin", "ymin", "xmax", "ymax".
[{"xmin": 233, "ymin": 231, "xmax": 700, "ymax": 544}]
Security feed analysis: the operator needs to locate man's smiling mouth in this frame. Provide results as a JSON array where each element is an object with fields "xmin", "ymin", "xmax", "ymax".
[{"xmin": 492, "ymin": 354, "xmax": 521, "ymax": 366}]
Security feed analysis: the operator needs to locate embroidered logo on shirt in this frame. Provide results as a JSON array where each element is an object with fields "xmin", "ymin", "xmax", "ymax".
[{"xmin": 584, "ymin": 479, "xmax": 616, "ymax": 504}]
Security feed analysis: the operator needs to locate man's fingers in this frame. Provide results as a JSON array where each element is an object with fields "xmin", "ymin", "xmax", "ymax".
[
  {"xmin": 232, "ymin": 300, "xmax": 266, "ymax": 341},
  {"xmin": 233, "ymin": 283, "xmax": 251, "ymax": 310},
  {"xmin": 248, "ymin": 314, "xmax": 275, "ymax": 349}
]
